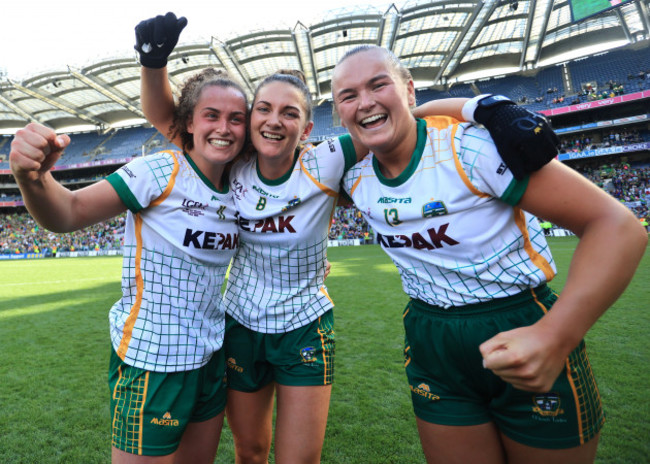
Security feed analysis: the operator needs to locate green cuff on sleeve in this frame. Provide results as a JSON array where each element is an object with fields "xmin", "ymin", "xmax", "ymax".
[
  {"xmin": 500, "ymin": 176, "xmax": 529, "ymax": 206},
  {"xmin": 106, "ymin": 172, "xmax": 144, "ymax": 213}
]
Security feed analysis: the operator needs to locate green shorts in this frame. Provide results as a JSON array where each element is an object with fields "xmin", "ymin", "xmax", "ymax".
[
  {"xmin": 108, "ymin": 347, "xmax": 227, "ymax": 456},
  {"xmin": 225, "ymin": 310, "xmax": 335, "ymax": 391},
  {"xmin": 403, "ymin": 285, "xmax": 604, "ymax": 449}
]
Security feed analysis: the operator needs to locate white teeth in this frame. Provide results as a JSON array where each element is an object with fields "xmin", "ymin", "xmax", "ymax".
[
  {"xmin": 262, "ymin": 132, "xmax": 283, "ymax": 140},
  {"xmin": 360, "ymin": 114, "xmax": 386, "ymax": 125},
  {"xmin": 209, "ymin": 139, "xmax": 231, "ymax": 147}
]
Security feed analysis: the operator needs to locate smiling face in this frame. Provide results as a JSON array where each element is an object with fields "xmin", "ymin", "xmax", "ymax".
[
  {"xmin": 186, "ymin": 84, "xmax": 248, "ymax": 183},
  {"xmin": 250, "ymin": 80, "xmax": 314, "ymax": 177},
  {"xmin": 332, "ymin": 47, "xmax": 417, "ymax": 159}
]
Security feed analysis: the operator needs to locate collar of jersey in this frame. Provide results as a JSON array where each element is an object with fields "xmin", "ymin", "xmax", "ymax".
[
  {"xmin": 256, "ymin": 148, "xmax": 300, "ymax": 186},
  {"xmin": 183, "ymin": 151, "xmax": 229, "ymax": 194},
  {"xmin": 371, "ymin": 118, "xmax": 426, "ymax": 187}
]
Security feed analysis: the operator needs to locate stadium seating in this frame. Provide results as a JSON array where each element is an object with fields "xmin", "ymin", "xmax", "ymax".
[
  {"xmin": 1, "ymin": 45, "xmax": 648, "ymax": 171},
  {"xmin": 475, "ymin": 75, "xmax": 540, "ymax": 106},
  {"xmin": 1, "ymin": 45, "xmax": 649, "ymax": 248},
  {"xmin": 569, "ymin": 47, "xmax": 650, "ymax": 94},
  {"xmin": 95, "ymin": 127, "xmax": 156, "ymax": 160},
  {"xmin": 58, "ymin": 131, "xmax": 111, "ymax": 164},
  {"xmin": 0, "ymin": 136, "xmax": 13, "ymax": 165}
]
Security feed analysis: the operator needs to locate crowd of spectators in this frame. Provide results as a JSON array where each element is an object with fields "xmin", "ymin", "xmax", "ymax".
[
  {"xmin": 0, "ymin": 212, "xmax": 125, "ymax": 256},
  {"xmin": 580, "ymin": 80, "xmax": 626, "ymax": 102},
  {"xmin": 516, "ymin": 66, "xmax": 649, "ymax": 109},
  {"xmin": 328, "ymin": 205, "xmax": 373, "ymax": 242},
  {"xmin": 2, "ymin": 205, "xmax": 373, "ymax": 256},
  {"xmin": 1, "ymin": 161, "xmax": 648, "ymax": 256},
  {"xmin": 2, "ymin": 159, "xmax": 648, "ymax": 255},
  {"xmin": 574, "ymin": 161, "xmax": 649, "ymax": 225},
  {"xmin": 559, "ymin": 128, "xmax": 646, "ymax": 154}
]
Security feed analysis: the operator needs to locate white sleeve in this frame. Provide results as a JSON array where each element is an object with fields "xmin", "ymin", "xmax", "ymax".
[
  {"xmin": 461, "ymin": 94, "xmax": 492, "ymax": 123},
  {"xmin": 107, "ymin": 152, "xmax": 175, "ymax": 212},
  {"xmin": 457, "ymin": 125, "xmax": 522, "ymax": 200}
]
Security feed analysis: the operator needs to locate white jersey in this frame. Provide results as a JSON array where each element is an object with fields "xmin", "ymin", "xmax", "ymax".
[
  {"xmin": 106, "ymin": 150, "xmax": 238, "ymax": 372},
  {"xmin": 224, "ymin": 136, "xmax": 357, "ymax": 333},
  {"xmin": 342, "ymin": 117, "xmax": 556, "ymax": 308}
]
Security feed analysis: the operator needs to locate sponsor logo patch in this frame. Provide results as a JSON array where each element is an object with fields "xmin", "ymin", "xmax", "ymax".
[
  {"xmin": 181, "ymin": 198, "xmax": 208, "ymax": 217},
  {"xmin": 410, "ymin": 382, "xmax": 440, "ymax": 401},
  {"xmin": 122, "ymin": 166, "xmax": 136, "ymax": 178},
  {"xmin": 151, "ymin": 411, "xmax": 180, "ymax": 427},
  {"xmin": 378, "ymin": 196, "xmax": 412, "ymax": 204},
  {"xmin": 227, "ymin": 357, "xmax": 244, "ymax": 373}
]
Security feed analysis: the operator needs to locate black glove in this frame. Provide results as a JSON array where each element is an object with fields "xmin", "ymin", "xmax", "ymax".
[
  {"xmin": 134, "ymin": 12, "xmax": 187, "ymax": 68},
  {"xmin": 473, "ymin": 96, "xmax": 560, "ymax": 180}
]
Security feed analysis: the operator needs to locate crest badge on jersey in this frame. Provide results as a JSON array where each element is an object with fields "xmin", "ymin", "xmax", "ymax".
[
  {"xmin": 532, "ymin": 392, "xmax": 564, "ymax": 417},
  {"xmin": 281, "ymin": 197, "xmax": 302, "ymax": 212},
  {"xmin": 422, "ymin": 200, "xmax": 447, "ymax": 218},
  {"xmin": 300, "ymin": 346, "xmax": 316, "ymax": 363}
]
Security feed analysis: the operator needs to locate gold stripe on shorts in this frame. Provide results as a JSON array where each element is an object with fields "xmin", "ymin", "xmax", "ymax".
[
  {"xmin": 565, "ymin": 343, "xmax": 604, "ymax": 445},
  {"xmin": 112, "ymin": 366, "xmax": 150, "ymax": 455}
]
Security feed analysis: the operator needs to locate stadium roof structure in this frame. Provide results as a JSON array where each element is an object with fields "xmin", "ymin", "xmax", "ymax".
[{"xmin": 0, "ymin": 0, "xmax": 648, "ymax": 134}]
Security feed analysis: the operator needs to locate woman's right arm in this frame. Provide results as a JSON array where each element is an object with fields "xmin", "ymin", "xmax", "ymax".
[
  {"xmin": 10, "ymin": 123, "xmax": 126, "ymax": 232},
  {"xmin": 480, "ymin": 160, "xmax": 647, "ymax": 392},
  {"xmin": 140, "ymin": 66, "xmax": 182, "ymax": 148},
  {"xmin": 136, "ymin": 13, "xmax": 187, "ymax": 149}
]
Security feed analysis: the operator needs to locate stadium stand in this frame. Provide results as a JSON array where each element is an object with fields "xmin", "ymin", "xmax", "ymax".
[
  {"xmin": 2, "ymin": 53, "xmax": 649, "ymax": 250},
  {"xmin": 1, "ymin": 212, "xmax": 125, "ymax": 256},
  {"xmin": 59, "ymin": 131, "xmax": 111, "ymax": 163},
  {"xmin": 1, "ymin": 1, "xmax": 649, "ymax": 254},
  {"xmin": 329, "ymin": 206, "xmax": 373, "ymax": 242}
]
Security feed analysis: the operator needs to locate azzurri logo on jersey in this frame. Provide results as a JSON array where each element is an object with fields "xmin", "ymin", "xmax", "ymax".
[
  {"xmin": 252, "ymin": 185, "xmax": 280, "ymax": 199},
  {"xmin": 409, "ymin": 382, "xmax": 440, "ymax": 401},
  {"xmin": 422, "ymin": 200, "xmax": 447, "ymax": 218},
  {"xmin": 378, "ymin": 196, "xmax": 412, "ymax": 204},
  {"xmin": 150, "ymin": 411, "xmax": 180, "ymax": 427}
]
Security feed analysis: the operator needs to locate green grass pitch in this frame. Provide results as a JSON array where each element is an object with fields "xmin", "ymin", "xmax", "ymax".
[{"xmin": 1, "ymin": 237, "xmax": 648, "ymax": 463}]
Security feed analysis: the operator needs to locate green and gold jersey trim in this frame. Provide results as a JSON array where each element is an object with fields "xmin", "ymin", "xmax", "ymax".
[
  {"xmin": 372, "ymin": 118, "xmax": 428, "ymax": 187},
  {"xmin": 256, "ymin": 149, "xmax": 301, "ymax": 186},
  {"xmin": 106, "ymin": 174, "xmax": 144, "ymax": 213},
  {"xmin": 184, "ymin": 151, "xmax": 229, "ymax": 193},
  {"xmin": 338, "ymin": 134, "xmax": 359, "ymax": 172}
]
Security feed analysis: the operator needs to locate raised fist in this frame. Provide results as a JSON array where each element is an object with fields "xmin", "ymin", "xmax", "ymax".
[{"xmin": 134, "ymin": 12, "xmax": 187, "ymax": 68}]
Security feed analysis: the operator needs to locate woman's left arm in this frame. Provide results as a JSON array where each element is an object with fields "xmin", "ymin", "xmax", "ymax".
[
  {"xmin": 481, "ymin": 160, "xmax": 647, "ymax": 392},
  {"xmin": 412, "ymin": 98, "xmax": 469, "ymax": 120}
]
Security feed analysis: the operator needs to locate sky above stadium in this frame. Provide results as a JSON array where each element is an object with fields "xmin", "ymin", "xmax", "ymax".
[{"xmin": 1, "ymin": 0, "xmax": 387, "ymax": 80}]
